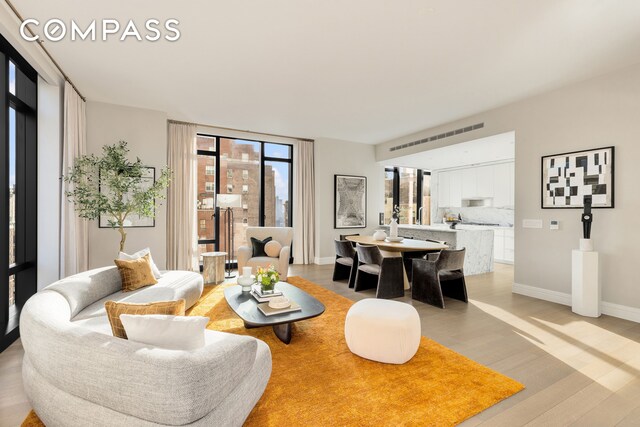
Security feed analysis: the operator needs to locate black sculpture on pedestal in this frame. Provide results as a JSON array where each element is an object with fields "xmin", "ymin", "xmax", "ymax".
[{"xmin": 581, "ymin": 195, "xmax": 593, "ymax": 239}]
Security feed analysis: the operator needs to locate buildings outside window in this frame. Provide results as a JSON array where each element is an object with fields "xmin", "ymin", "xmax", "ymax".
[
  {"xmin": 384, "ymin": 167, "xmax": 430, "ymax": 225},
  {"xmin": 205, "ymin": 165, "xmax": 215, "ymax": 176},
  {"xmin": 196, "ymin": 136, "xmax": 293, "ymax": 265},
  {"xmin": 205, "ymin": 182, "xmax": 215, "ymax": 193}
]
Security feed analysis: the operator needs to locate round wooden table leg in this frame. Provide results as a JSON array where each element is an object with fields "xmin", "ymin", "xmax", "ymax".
[{"xmin": 272, "ymin": 323, "xmax": 292, "ymax": 344}]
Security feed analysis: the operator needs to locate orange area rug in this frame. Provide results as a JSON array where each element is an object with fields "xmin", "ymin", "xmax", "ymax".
[{"xmin": 22, "ymin": 276, "xmax": 523, "ymax": 426}]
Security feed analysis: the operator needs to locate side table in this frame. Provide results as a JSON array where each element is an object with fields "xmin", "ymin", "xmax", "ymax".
[{"xmin": 201, "ymin": 252, "xmax": 227, "ymax": 285}]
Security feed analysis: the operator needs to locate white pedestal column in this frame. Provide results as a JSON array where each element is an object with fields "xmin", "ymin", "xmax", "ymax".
[{"xmin": 571, "ymin": 250, "xmax": 600, "ymax": 317}]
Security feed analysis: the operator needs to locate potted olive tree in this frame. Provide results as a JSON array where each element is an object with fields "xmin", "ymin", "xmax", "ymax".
[{"xmin": 64, "ymin": 141, "xmax": 171, "ymax": 251}]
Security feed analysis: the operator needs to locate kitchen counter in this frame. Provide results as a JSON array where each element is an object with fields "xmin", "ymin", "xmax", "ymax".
[{"xmin": 380, "ymin": 224, "xmax": 494, "ymax": 275}]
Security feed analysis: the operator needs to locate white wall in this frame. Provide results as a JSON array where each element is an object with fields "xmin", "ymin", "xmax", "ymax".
[
  {"xmin": 314, "ymin": 138, "xmax": 384, "ymax": 263},
  {"xmin": 85, "ymin": 102, "xmax": 168, "ymax": 269},
  {"xmin": 36, "ymin": 78, "xmax": 62, "ymax": 289},
  {"xmin": 376, "ymin": 62, "xmax": 640, "ymax": 318}
]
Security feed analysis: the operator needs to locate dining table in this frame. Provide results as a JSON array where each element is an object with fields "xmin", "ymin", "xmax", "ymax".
[{"xmin": 346, "ymin": 235, "xmax": 448, "ymax": 290}]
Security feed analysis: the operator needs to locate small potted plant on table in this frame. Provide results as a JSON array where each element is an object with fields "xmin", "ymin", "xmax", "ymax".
[{"xmin": 255, "ymin": 265, "xmax": 280, "ymax": 294}]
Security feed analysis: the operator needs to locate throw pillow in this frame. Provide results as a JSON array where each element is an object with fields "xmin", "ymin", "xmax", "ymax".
[
  {"xmin": 118, "ymin": 247, "xmax": 162, "ymax": 279},
  {"xmin": 114, "ymin": 253, "xmax": 158, "ymax": 292},
  {"xmin": 120, "ymin": 314, "xmax": 209, "ymax": 350},
  {"xmin": 105, "ymin": 299, "xmax": 186, "ymax": 339},
  {"xmin": 264, "ymin": 240, "xmax": 282, "ymax": 258},
  {"xmin": 251, "ymin": 236, "xmax": 273, "ymax": 257}
]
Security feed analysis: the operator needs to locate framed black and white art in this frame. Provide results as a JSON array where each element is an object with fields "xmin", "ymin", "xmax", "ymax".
[
  {"xmin": 541, "ymin": 146, "xmax": 614, "ymax": 209},
  {"xmin": 334, "ymin": 174, "xmax": 367, "ymax": 229}
]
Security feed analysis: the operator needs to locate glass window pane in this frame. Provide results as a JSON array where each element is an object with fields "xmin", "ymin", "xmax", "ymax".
[
  {"xmin": 9, "ymin": 107, "xmax": 16, "ymax": 266},
  {"xmin": 384, "ymin": 169, "xmax": 394, "ymax": 224},
  {"xmin": 219, "ymin": 138, "xmax": 260, "ymax": 259},
  {"xmin": 264, "ymin": 143, "xmax": 291, "ymax": 159},
  {"xmin": 197, "ymin": 154, "xmax": 216, "ymax": 242},
  {"xmin": 9, "ymin": 61, "xmax": 16, "ymax": 95},
  {"xmin": 197, "ymin": 135, "xmax": 216, "ymax": 152},
  {"xmin": 264, "ymin": 161, "xmax": 290, "ymax": 227},
  {"xmin": 422, "ymin": 174, "xmax": 431, "ymax": 225},
  {"xmin": 399, "ymin": 167, "xmax": 418, "ymax": 224},
  {"xmin": 9, "ymin": 274, "xmax": 15, "ymax": 307}
]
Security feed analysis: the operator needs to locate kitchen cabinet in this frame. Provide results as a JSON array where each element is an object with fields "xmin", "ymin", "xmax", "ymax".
[
  {"xmin": 494, "ymin": 227, "xmax": 514, "ymax": 263},
  {"xmin": 449, "ymin": 170, "xmax": 462, "ymax": 207},
  {"xmin": 476, "ymin": 165, "xmax": 494, "ymax": 198},
  {"xmin": 436, "ymin": 161, "xmax": 514, "ymax": 209},
  {"xmin": 437, "ymin": 171, "xmax": 450, "ymax": 207},
  {"xmin": 461, "ymin": 168, "xmax": 477, "ymax": 199}
]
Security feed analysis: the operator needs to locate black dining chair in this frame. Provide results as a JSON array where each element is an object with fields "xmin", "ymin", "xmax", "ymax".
[
  {"xmin": 354, "ymin": 243, "xmax": 404, "ymax": 299},
  {"xmin": 340, "ymin": 233, "xmax": 360, "ymax": 248},
  {"xmin": 411, "ymin": 248, "xmax": 467, "ymax": 308},
  {"xmin": 333, "ymin": 239, "xmax": 358, "ymax": 288}
]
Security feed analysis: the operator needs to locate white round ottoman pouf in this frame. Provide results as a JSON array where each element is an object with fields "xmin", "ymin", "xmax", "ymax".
[{"xmin": 344, "ymin": 298, "xmax": 421, "ymax": 364}]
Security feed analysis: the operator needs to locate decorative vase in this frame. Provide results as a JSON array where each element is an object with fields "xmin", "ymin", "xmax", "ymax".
[
  {"xmin": 237, "ymin": 276, "xmax": 254, "ymax": 292},
  {"xmin": 389, "ymin": 218, "xmax": 399, "ymax": 238},
  {"xmin": 373, "ymin": 229, "xmax": 387, "ymax": 241}
]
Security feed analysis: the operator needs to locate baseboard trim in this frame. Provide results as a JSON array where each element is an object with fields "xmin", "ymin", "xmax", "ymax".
[
  {"xmin": 601, "ymin": 301, "xmax": 640, "ymax": 323},
  {"xmin": 314, "ymin": 257, "xmax": 335, "ymax": 265},
  {"xmin": 512, "ymin": 283, "xmax": 640, "ymax": 323},
  {"xmin": 512, "ymin": 283, "xmax": 571, "ymax": 306}
]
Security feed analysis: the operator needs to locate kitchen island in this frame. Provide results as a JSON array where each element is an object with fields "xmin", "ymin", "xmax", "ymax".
[{"xmin": 380, "ymin": 224, "xmax": 494, "ymax": 275}]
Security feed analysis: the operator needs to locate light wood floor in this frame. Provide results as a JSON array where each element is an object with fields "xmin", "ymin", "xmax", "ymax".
[{"xmin": 2, "ymin": 263, "xmax": 640, "ymax": 426}]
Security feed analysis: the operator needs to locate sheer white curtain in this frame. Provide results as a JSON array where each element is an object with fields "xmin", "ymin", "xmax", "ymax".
[
  {"xmin": 292, "ymin": 140, "xmax": 316, "ymax": 264},
  {"xmin": 166, "ymin": 122, "xmax": 198, "ymax": 271},
  {"xmin": 60, "ymin": 81, "xmax": 88, "ymax": 277}
]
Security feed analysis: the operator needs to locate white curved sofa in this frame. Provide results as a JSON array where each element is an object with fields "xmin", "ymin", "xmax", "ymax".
[{"xmin": 20, "ymin": 266, "xmax": 272, "ymax": 427}]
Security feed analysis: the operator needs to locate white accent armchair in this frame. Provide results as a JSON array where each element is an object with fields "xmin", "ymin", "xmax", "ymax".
[{"xmin": 237, "ymin": 227, "xmax": 294, "ymax": 281}]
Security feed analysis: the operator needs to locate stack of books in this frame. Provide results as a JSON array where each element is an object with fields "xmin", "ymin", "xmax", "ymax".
[{"xmin": 250, "ymin": 285, "xmax": 283, "ymax": 303}]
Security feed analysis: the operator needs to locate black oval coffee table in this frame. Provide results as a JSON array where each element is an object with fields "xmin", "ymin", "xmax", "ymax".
[{"xmin": 224, "ymin": 282, "xmax": 325, "ymax": 344}]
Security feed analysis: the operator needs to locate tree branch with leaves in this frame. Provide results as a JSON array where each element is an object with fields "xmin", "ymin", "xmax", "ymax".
[{"xmin": 64, "ymin": 141, "xmax": 172, "ymax": 252}]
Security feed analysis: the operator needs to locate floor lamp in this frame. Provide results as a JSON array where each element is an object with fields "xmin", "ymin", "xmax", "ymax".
[{"xmin": 216, "ymin": 194, "xmax": 243, "ymax": 278}]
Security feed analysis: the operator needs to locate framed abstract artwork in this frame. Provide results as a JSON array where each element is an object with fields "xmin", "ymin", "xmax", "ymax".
[
  {"xmin": 334, "ymin": 174, "xmax": 367, "ymax": 229},
  {"xmin": 99, "ymin": 167, "xmax": 157, "ymax": 228},
  {"xmin": 541, "ymin": 146, "xmax": 614, "ymax": 209}
]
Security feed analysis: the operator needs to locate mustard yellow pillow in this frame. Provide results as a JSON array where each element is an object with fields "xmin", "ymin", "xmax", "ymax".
[
  {"xmin": 114, "ymin": 253, "xmax": 158, "ymax": 292},
  {"xmin": 104, "ymin": 299, "xmax": 186, "ymax": 339}
]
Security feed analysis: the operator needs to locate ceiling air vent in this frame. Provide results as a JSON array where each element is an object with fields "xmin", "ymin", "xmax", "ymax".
[{"xmin": 389, "ymin": 122, "xmax": 484, "ymax": 152}]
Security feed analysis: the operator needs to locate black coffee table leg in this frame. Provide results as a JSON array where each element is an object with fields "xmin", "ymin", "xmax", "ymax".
[{"xmin": 272, "ymin": 323, "xmax": 292, "ymax": 344}]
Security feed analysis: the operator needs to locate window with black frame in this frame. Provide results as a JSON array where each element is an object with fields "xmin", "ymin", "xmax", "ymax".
[
  {"xmin": 384, "ymin": 167, "xmax": 430, "ymax": 225},
  {"xmin": 1, "ymin": 35, "xmax": 38, "ymax": 352},
  {"xmin": 196, "ymin": 134, "xmax": 293, "ymax": 267}
]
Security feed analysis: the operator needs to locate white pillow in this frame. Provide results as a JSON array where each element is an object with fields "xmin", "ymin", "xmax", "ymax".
[
  {"xmin": 120, "ymin": 314, "xmax": 209, "ymax": 350},
  {"xmin": 119, "ymin": 247, "xmax": 162, "ymax": 279},
  {"xmin": 264, "ymin": 240, "xmax": 282, "ymax": 258}
]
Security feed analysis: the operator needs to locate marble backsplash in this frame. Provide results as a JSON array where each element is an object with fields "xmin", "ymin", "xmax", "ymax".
[{"xmin": 435, "ymin": 207, "xmax": 514, "ymax": 226}]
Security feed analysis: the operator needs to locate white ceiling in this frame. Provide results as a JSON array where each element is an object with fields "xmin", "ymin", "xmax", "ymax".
[
  {"xmin": 14, "ymin": 0, "xmax": 640, "ymax": 143},
  {"xmin": 384, "ymin": 131, "xmax": 514, "ymax": 171}
]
